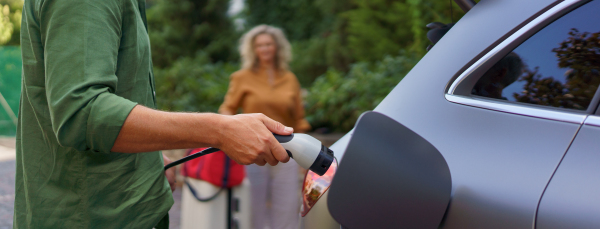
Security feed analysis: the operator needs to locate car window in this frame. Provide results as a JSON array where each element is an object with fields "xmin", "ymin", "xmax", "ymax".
[{"xmin": 471, "ymin": 0, "xmax": 600, "ymax": 111}]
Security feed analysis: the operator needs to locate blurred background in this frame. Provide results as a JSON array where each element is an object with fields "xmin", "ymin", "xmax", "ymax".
[
  {"xmin": 0, "ymin": 0, "xmax": 467, "ymax": 135},
  {"xmin": 0, "ymin": 0, "xmax": 468, "ymax": 228}
]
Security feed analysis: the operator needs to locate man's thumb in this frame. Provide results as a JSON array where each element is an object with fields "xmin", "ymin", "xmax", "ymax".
[{"xmin": 262, "ymin": 117, "xmax": 293, "ymax": 135}]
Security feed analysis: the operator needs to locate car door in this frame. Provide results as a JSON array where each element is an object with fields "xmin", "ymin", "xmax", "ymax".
[
  {"xmin": 532, "ymin": 2, "xmax": 600, "ymax": 228},
  {"xmin": 439, "ymin": 1, "xmax": 600, "ymax": 228},
  {"xmin": 536, "ymin": 113, "xmax": 600, "ymax": 229}
]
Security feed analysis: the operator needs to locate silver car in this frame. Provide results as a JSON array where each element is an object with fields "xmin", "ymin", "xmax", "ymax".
[{"xmin": 303, "ymin": 0, "xmax": 600, "ymax": 228}]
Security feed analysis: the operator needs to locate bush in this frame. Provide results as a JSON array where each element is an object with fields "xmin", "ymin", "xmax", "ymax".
[
  {"xmin": 305, "ymin": 52, "xmax": 419, "ymax": 132},
  {"xmin": 147, "ymin": 0, "xmax": 238, "ymax": 68},
  {"xmin": 153, "ymin": 51, "xmax": 419, "ymax": 133},
  {"xmin": 0, "ymin": 0, "xmax": 23, "ymax": 46},
  {"xmin": 244, "ymin": 0, "xmax": 354, "ymax": 87},
  {"xmin": 344, "ymin": 0, "xmax": 462, "ymax": 63},
  {"xmin": 154, "ymin": 53, "xmax": 238, "ymax": 113},
  {"xmin": 244, "ymin": 0, "xmax": 327, "ymax": 41},
  {"xmin": 289, "ymin": 38, "xmax": 329, "ymax": 87}
]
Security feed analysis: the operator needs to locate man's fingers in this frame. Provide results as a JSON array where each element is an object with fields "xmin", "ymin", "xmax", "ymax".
[
  {"xmin": 223, "ymin": 114, "xmax": 294, "ymax": 167},
  {"xmin": 262, "ymin": 146, "xmax": 279, "ymax": 166},
  {"xmin": 266, "ymin": 158, "xmax": 279, "ymax": 166},
  {"xmin": 255, "ymin": 158, "xmax": 267, "ymax": 166},
  {"xmin": 257, "ymin": 114, "xmax": 291, "ymax": 163},
  {"xmin": 270, "ymin": 137, "xmax": 290, "ymax": 163},
  {"xmin": 165, "ymin": 169, "xmax": 176, "ymax": 192},
  {"xmin": 260, "ymin": 115, "xmax": 293, "ymax": 135}
]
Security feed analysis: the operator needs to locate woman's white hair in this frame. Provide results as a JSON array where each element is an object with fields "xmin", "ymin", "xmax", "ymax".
[{"xmin": 239, "ymin": 25, "xmax": 292, "ymax": 71}]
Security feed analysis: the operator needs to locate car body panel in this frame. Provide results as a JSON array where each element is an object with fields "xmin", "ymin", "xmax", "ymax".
[
  {"xmin": 536, "ymin": 116, "xmax": 600, "ymax": 229},
  {"xmin": 322, "ymin": 0, "xmax": 592, "ymax": 228},
  {"xmin": 307, "ymin": 0, "xmax": 600, "ymax": 228},
  {"xmin": 370, "ymin": 0, "xmax": 583, "ymax": 227}
]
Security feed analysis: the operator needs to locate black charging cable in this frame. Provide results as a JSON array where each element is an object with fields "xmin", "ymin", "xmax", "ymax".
[
  {"xmin": 163, "ymin": 133, "xmax": 292, "ymax": 170},
  {"xmin": 163, "ymin": 147, "xmax": 221, "ymax": 170}
]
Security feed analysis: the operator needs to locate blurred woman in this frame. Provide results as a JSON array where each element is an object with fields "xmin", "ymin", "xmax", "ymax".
[{"xmin": 219, "ymin": 25, "xmax": 310, "ymax": 229}]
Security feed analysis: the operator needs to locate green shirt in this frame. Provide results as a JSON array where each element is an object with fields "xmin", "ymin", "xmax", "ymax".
[{"xmin": 14, "ymin": 0, "xmax": 173, "ymax": 228}]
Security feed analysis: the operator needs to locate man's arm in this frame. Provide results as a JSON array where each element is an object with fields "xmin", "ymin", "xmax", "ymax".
[
  {"xmin": 40, "ymin": 1, "xmax": 292, "ymax": 167},
  {"xmin": 112, "ymin": 105, "xmax": 293, "ymax": 166}
]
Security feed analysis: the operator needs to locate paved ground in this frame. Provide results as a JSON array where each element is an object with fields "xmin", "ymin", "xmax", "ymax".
[
  {"xmin": 0, "ymin": 160, "xmax": 15, "ymax": 229},
  {"xmin": 169, "ymin": 188, "xmax": 182, "ymax": 229}
]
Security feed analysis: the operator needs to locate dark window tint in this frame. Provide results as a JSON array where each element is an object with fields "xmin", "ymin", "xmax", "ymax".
[{"xmin": 472, "ymin": 1, "xmax": 600, "ymax": 111}]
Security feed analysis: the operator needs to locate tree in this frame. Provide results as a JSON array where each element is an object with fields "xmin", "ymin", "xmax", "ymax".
[
  {"xmin": 153, "ymin": 54, "xmax": 237, "ymax": 112},
  {"xmin": 305, "ymin": 52, "xmax": 419, "ymax": 132},
  {"xmin": 514, "ymin": 29, "xmax": 600, "ymax": 110},
  {"xmin": 244, "ymin": 0, "xmax": 355, "ymax": 86},
  {"xmin": 244, "ymin": 0, "xmax": 466, "ymax": 86},
  {"xmin": 147, "ymin": 0, "xmax": 238, "ymax": 67},
  {"xmin": 244, "ymin": 0, "xmax": 326, "ymax": 41},
  {"xmin": 0, "ymin": 0, "xmax": 22, "ymax": 46},
  {"xmin": 344, "ymin": 0, "xmax": 461, "ymax": 62}
]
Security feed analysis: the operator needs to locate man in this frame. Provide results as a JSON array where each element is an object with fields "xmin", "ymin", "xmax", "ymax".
[{"xmin": 15, "ymin": 0, "xmax": 292, "ymax": 228}]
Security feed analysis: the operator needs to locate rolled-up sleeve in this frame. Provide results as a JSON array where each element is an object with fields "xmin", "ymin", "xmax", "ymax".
[{"xmin": 41, "ymin": 0, "xmax": 137, "ymax": 153}]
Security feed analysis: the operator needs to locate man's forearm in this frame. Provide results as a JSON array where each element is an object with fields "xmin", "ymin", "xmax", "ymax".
[
  {"xmin": 112, "ymin": 105, "xmax": 223, "ymax": 153},
  {"xmin": 112, "ymin": 105, "xmax": 293, "ymax": 166}
]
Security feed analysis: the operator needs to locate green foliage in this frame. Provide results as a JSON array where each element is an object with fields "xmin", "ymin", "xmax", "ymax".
[
  {"xmin": 344, "ymin": 0, "xmax": 461, "ymax": 62},
  {"xmin": 305, "ymin": 51, "xmax": 419, "ymax": 132},
  {"xmin": 154, "ymin": 53, "xmax": 238, "ymax": 112},
  {"xmin": 0, "ymin": 46, "xmax": 21, "ymax": 136},
  {"xmin": 0, "ymin": 0, "xmax": 22, "ymax": 45},
  {"xmin": 290, "ymin": 38, "xmax": 329, "ymax": 86},
  {"xmin": 290, "ymin": 33, "xmax": 355, "ymax": 87},
  {"xmin": 0, "ymin": 0, "xmax": 474, "ymax": 135},
  {"xmin": 246, "ymin": 0, "xmax": 465, "ymax": 86},
  {"xmin": 153, "ymin": 0, "xmax": 466, "ymax": 130},
  {"xmin": 0, "ymin": 5, "xmax": 12, "ymax": 44},
  {"xmin": 152, "ymin": 49, "xmax": 420, "ymax": 133},
  {"xmin": 245, "ymin": 0, "xmax": 354, "ymax": 87},
  {"xmin": 147, "ymin": 0, "xmax": 238, "ymax": 68},
  {"xmin": 147, "ymin": 0, "xmax": 240, "ymax": 112},
  {"xmin": 244, "ymin": 0, "xmax": 327, "ymax": 41}
]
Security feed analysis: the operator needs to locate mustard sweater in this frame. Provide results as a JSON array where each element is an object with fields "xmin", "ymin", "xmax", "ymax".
[{"xmin": 219, "ymin": 67, "xmax": 311, "ymax": 133}]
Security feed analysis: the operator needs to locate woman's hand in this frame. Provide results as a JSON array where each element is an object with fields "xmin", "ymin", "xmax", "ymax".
[{"xmin": 216, "ymin": 113, "xmax": 293, "ymax": 166}]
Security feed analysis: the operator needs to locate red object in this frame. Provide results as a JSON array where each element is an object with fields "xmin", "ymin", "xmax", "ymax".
[{"xmin": 181, "ymin": 148, "xmax": 245, "ymax": 188}]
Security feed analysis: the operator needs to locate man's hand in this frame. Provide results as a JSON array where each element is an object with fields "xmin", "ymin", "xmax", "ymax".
[
  {"xmin": 216, "ymin": 113, "xmax": 293, "ymax": 166},
  {"xmin": 163, "ymin": 154, "xmax": 176, "ymax": 192}
]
